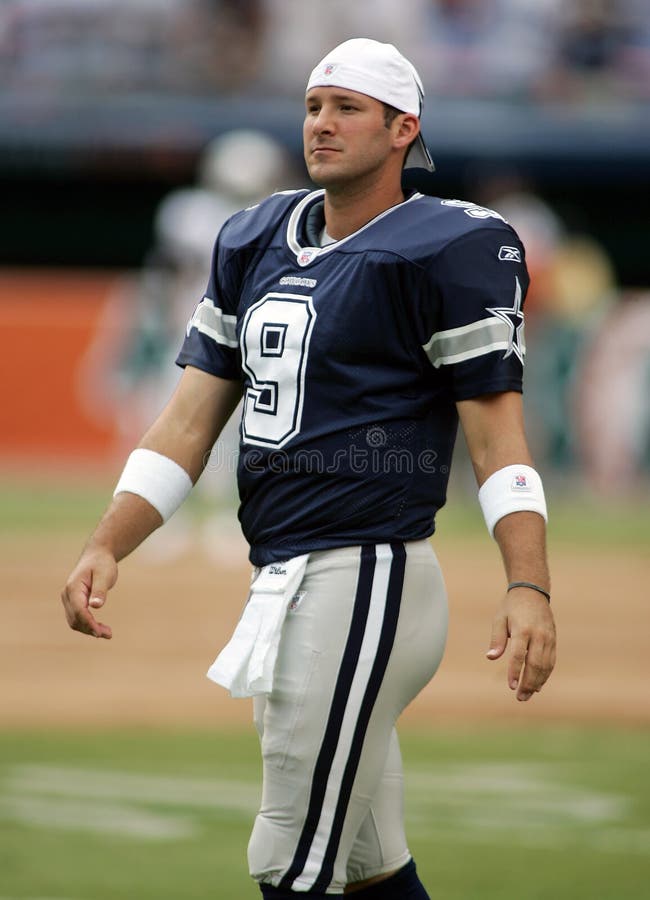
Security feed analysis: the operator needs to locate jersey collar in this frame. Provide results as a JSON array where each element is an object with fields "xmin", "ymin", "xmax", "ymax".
[{"xmin": 286, "ymin": 189, "xmax": 423, "ymax": 267}]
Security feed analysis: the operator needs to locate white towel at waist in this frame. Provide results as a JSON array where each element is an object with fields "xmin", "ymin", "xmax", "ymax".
[{"xmin": 206, "ymin": 554, "xmax": 310, "ymax": 698}]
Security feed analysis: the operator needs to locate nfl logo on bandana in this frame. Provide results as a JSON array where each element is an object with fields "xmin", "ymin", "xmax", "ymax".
[{"xmin": 512, "ymin": 473, "xmax": 530, "ymax": 491}]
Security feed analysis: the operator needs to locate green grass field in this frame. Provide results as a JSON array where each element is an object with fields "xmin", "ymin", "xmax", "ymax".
[{"xmin": 1, "ymin": 726, "xmax": 649, "ymax": 899}]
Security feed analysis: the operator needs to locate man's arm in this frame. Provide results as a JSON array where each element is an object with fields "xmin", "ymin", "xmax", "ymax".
[
  {"xmin": 61, "ymin": 366, "xmax": 242, "ymax": 640},
  {"xmin": 457, "ymin": 391, "xmax": 556, "ymax": 702}
]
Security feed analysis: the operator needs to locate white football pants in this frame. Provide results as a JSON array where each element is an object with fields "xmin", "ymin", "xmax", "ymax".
[{"xmin": 248, "ymin": 539, "xmax": 448, "ymax": 894}]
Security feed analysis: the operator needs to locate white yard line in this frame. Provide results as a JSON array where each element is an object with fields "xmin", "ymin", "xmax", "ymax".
[
  {"xmin": 401, "ymin": 821, "xmax": 650, "ymax": 855},
  {"xmin": 0, "ymin": 794, "xmax": 195, "ymax": 840},
  {"xmin": 4, "ymin": 765, "xmax": 259, "ymax": 814},
  {"xmin": 1, "ymin": 763, "xmax": 259, "ymax": 841},
  {"xmin": 405, "ymin": 763, "xmax": 627, "ymax": 825},
  {"xmin": 1, "ymin": 761, "xmax": 644, "ymax": 854}
]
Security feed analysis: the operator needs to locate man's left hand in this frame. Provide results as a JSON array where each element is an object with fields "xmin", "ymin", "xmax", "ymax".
[{"xmin": 486, "ymin": 587, "xmax": 557, "ymax": 701}]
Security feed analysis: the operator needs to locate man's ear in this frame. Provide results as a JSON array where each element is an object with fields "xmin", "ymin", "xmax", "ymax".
[{"xmin": 394, "ymin": 113, "xmax": 420, "ymax": 150}]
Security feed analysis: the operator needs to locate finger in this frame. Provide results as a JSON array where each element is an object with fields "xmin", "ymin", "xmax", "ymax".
[
  {"xmin": 61, "ymin": 579, "xmax": 112, "ymax": 640},
  {"xmin": 507, "ymin": 633, "xmax": 529, "ymax": 692},
  {"xmin": 62, "ymin": 591, "xmax": 112, "ymax": 639},
  {"xmin": 517, "ymin": 639, "xmax": 554, "ymax": 700},
  {"xmin": 87, "ymin": 570, "xmax": 112, "ymax": 610},
  {"xmin": 91, "ymin": 619, "xmax": 112, "ymax": 640},
  {"xmin": 486, "ymin": 611, "xmax": 508, "ymax": 661},
  {"xmin": 83, "ymin": 563, "xmax": 117, "ymax": 635},
  {"xmin": 77, "ymin": 607, "xmax": 113, "ymax": 640}
]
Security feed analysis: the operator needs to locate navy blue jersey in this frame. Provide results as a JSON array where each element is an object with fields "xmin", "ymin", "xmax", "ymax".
[{"xmin": 177, "ymin": 189, "xmax": 529, "ymax": 565}]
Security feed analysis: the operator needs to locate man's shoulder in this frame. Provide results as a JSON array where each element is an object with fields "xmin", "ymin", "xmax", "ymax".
[
  {"xmin": 219, "ymin": 189, "xmax": 309, "ymax": 249},
  {"xmin": 401, "ymin": 194, "xmax": 517, "ymax": 246}
]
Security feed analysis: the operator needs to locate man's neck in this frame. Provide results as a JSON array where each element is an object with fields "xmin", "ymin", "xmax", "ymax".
[{"xmin": 322, "ymin": 180, "xmax": 405, "ymax": 241}]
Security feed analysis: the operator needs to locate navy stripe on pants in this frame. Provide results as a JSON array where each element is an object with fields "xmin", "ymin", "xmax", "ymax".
[{"xmin": 280, "ymin": 543, "xmax": 405, "ymax": 893}]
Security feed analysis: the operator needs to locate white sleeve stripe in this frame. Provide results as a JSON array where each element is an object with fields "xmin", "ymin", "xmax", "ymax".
[
  {"xmin": 422, "ymin": 317, "xmax": 513, "ymax": 368},
  {"xmin": 195, "ymin": 320, "xmax": 238, "ymax": 349},
  {"xmin": 433, "ymin": 340, "xmax": 512, "ymax": 367},
  {"xmin": 187, "ymin": 297, "xmax": 238, "ymax": 348}
]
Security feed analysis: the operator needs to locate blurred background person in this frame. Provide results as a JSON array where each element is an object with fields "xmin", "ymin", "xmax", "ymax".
[
  {"xmin": 575, "ymin": 292, "xmax": 650, "ymax": 494},
  {"xmin": 0, "ymin": 0, "xmax": 266, "ymax": 96},
  {"xmin": 475, "ymin": 172, "xmax": 617, "ymax": 482}
]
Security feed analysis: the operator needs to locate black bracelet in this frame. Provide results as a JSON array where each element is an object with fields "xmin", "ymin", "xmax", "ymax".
[{"xmin": 507, "ymin": 581, "xmax": 551, "ymax": 603}]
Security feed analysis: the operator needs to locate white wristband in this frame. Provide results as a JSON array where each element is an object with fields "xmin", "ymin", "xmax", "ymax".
[
  {"xmin": 478, "ymin": 464, "xmax": 547, "ymax": 538},
  {"xmin": 113, "ymin": 448, "xmax": 193, "ymax": 523}
]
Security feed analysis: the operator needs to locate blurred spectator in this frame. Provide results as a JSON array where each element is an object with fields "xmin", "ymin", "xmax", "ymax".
[
  {"xmin": 616, "ymin": 0, "xmax": 650, "ymax": 99},
  {"xmin": 539, "ymin": 0, "xmax": 636, "ymax": 101},
  {"xmin": 559, "ymin": 0, "xmax": 624, "ymax": 73},
  {"xmin": 476, "ymin": 174, "xmax": 616, "ymax": 477},
  {"xmin": 576, "ymin": 293, "xmax": 650, "ymax": 493},
  {"xmin": 165, "ymin": 0, "xmax": 266, "ymax": 94},
  {"xmin": 1, "ymin": 0, "xmax": 649, "ymax": 101},
  {"xmin": 406, "ymin": 0, "xmax": 562, "ymax": 100},
  {"xmin": 0, "ymin": 0, "xmax": 266, "ymax": 95}
]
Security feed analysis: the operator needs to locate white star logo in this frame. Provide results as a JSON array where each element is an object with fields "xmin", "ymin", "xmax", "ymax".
[{"xmin": 486, "ymin": 276, "xmax": 526, "ymax": 365}]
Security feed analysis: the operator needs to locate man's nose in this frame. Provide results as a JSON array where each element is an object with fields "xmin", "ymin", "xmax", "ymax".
[{"xmin": 312, "ymin": 108, "xmax": 334, "ymax": 134}]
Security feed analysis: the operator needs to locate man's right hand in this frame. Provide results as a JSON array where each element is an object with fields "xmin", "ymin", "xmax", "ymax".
[{"xmin": 61, "ymin": 547, "xmax": 117, "ymax": 639}]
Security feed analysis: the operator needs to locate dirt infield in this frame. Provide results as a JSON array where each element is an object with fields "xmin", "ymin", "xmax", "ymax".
[{"xmin": 3, "ymin": 525, "xmax": 649, "ymax": 729}]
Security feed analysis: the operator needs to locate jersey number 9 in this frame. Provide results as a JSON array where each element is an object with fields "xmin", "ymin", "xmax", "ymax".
[{"xmin": 241, "ymin": 293, "xmax": 317, "ymax": 448}]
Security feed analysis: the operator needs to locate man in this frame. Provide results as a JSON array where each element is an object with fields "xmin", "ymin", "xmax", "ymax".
[{"xmin": 61, "ymin": 38, "xmax": 556, "ymax": 899}]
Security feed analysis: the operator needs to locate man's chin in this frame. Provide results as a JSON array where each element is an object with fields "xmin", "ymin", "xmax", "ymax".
[{"xmin": 307, "ymin": 163, "xmax": 351, "ymax": 191}]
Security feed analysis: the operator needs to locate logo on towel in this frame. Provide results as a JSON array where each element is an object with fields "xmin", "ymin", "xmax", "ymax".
[
  {"xmin": 288, "ymin": 591, "xmax": 306, "ymax": 612},
  {"xmin": 269, "ymin": 565, "xmax": 287, "ymax": 576}
]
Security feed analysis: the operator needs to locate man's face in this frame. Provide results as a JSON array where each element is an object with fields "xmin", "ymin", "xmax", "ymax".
[{"xmin": 303, "ymin": 87, "xmax": 398, "ymax": 188}]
